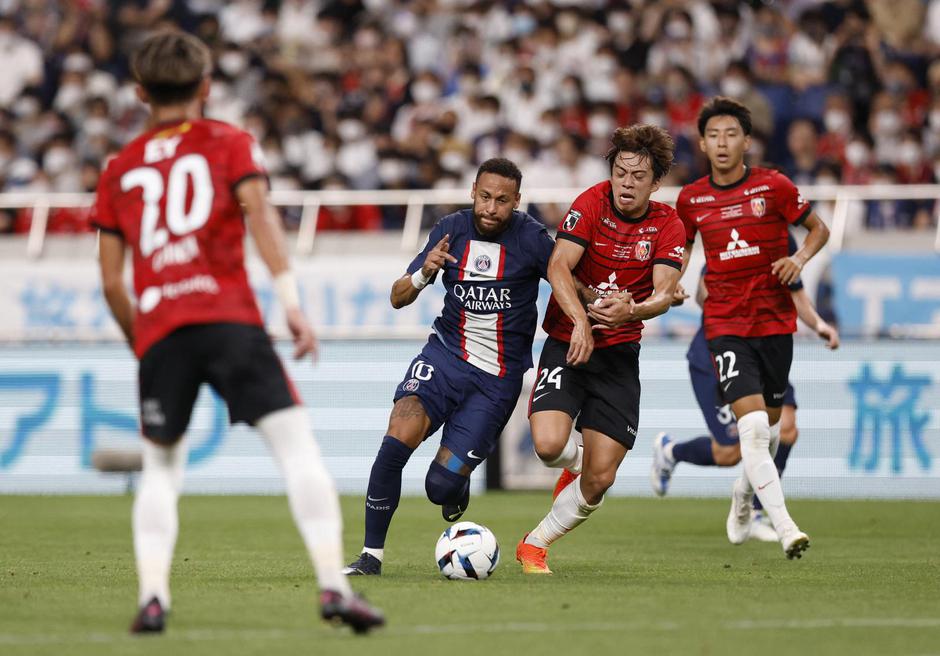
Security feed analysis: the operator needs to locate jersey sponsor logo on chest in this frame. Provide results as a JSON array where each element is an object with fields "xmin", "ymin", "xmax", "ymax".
[
  {"xmin": 452, "ymin": 284, "xmax": 511, "ymax": 311},
  {"xmin": 690, "ymin": 195, "xmax": 716, "ymax": 204},
  {"xmin": 718, "ymin": 228, "xmax": 761, "ymax": 261},
  {"xmin": 743, "ymin": 185, "xmax": 771, "ymax": 196},
  {"xmin": 605, "ymin": 238, "xmax": 651, "ymax": 260}
]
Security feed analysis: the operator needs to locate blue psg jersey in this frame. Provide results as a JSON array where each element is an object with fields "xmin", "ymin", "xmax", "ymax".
[{"xmin": 407, "ymin": 209, "xmax": 554, "ymax": 378}]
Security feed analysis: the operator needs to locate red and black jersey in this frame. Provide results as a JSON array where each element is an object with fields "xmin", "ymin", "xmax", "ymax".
[
  {"xmin": 678, "ymin": 166, "xmax": 811, "ymax": 340},
  {"xmin": 543, "ymin": 180, "xmax": 686, "ymax": 347},
  {"xmin": 92, "ymin": 118, "xmax": 267, "ymax": 359}
]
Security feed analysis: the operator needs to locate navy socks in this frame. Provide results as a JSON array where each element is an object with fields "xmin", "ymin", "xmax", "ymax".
[
  {"xmin": 671, "ymin": 436, "xmax": 716, "ymax": 466},
  {"xmin": 363, "ymin": 436, "xmax": 415, "ymax": 549}
]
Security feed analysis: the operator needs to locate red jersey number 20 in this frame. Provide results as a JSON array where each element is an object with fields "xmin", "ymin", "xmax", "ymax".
[{"xmin": 121, "ymin": 144, "xmax": 214, "ymax": 258}]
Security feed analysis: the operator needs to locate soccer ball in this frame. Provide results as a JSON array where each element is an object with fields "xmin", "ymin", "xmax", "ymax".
[{"xmin": 434, "ymin": 521, "xmax": 500, "ymax": 580}]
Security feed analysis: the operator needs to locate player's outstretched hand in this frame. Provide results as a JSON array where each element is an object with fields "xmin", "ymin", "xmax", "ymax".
[
  {"xmin": 816, "ymin": 319, "xmax": 840, "ymax": 350},
  {"xmin": 286, "ymin": 306, "xmax": 319, "ymax": 362},
  {"xmin": 671, "ymin": 283, "xmax": 690, "ymax": 307},
  {"xmin": 567, "ymin": 319, "xmax": 594, "ymax": 366},
  {"xmin": 587, "ymin": 291, "xmax": 635, "ymax": 328},
  {"xmin": 422, "ymin": 234, "xmax": 459, "ymax": 278},
  {"xmin": 771, "ymin": 255, "xmax": 803, "ymax": 286}
]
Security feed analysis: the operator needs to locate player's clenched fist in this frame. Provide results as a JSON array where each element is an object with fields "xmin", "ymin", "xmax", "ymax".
[
  {"xmin": 422, "ymin": 234, "xmax": 459, "ymax": 277},
  {"xmin": 771, "ymin": 255, "xmax": 804, "ymax": 286}
]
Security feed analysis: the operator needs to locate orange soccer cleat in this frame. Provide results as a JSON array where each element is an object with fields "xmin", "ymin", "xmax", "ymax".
[
  {"xmin": 516, "ymin": 534, "xmax": 552, "ymax": 575},
  {"xmin": 553, "ymin": 469, "xmax": 580, "ymax": 500}
]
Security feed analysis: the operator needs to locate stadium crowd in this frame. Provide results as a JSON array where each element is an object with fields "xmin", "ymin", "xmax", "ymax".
[{"xmin": 0, "ymin": 0, "xmax": 938, "ymax": 233}]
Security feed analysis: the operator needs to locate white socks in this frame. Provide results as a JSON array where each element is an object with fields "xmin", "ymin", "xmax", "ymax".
[
  {"xmin": 769, "ymin": 420, "xmax": 781, "ymax": 458},
  {"xmin": 525, "ymin": 479, "xmax": 602, "ymax": 548},
  {"xmin": 363, "ymin": 547, "xmax": 384, "ymax": 562},
  {"xmin": 540, "ymin": 434, "xmax": 583, "ymax": 474},
  {"xmin": 257, "ymin": 406, "xmax": 352, "ymax": 597},
  {"xmin": 134, "ymin": 438, "xmax": 187, "ymax": 608},
  {"xmin": 737, "ymin": 410, "xmax": 796, "ymax": 534}
]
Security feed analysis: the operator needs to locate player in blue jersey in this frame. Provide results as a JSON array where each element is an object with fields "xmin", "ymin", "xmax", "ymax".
[
  {"xmin": 650, "ymin": 233, "xmax": 838, "ymax": 541},
  {"xmin": 343, "ymin": 158, "xmax": 555, "ymax": 576}
]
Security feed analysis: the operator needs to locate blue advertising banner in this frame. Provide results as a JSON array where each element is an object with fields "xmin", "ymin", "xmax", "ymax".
[
  {"xmin": 1, "ymin": 340, "xmax": 937, "ymax": 498},
  {"xmin": 832, "ymin": 253, "xmax": 940, "ymax": 337}
]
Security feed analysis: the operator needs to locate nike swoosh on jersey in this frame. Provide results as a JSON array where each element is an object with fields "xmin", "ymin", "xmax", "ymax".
[
  {"xmin": 696, "ymin": 213, "xmax": 711, "ymax": 223},
  {"xmin": 367, "ymin": 495, "xmax": 389, "ymax": 502},
  {"xmin": 594, "ymin": 242, "xmax": 609, "ymax": 247},
  {"xmin": 467, "ymin": 450, "xmax": 482, "ymax": 460},
  {"xmin": 532, "ymin": 392, "xmax": 552, "ymax": 403},
  {"xmin": 722, "ymin": 381, "xmax": 733, "ymax": 392}
]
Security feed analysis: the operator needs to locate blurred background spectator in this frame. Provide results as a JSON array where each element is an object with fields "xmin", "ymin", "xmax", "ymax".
[{"xmin": 0, "ymin": 0, "xmax": 936, "ymax": 233}]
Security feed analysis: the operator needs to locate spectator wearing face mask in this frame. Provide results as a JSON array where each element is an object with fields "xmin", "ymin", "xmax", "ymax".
[
  {"xmin": 842, "ymin": 134, "xmax": 876, "ymax": 184},
  {"xmin": 718, "ymin": 60, "xmax": 774, "ymax": 138},
  {"xmin": 818, "ymin": 93, "xmax": 854, "ymax": 163}
]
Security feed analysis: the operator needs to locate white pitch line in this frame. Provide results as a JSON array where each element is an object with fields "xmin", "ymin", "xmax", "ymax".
[{"xmin": 0, "ymin": 618, "xmax": 937, "ymax": 645}]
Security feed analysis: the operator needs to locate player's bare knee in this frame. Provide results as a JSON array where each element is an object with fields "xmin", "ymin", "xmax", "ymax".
[
  {"xmin": 580, "ymin": 469, "xmax": 616, "ymax": 501},
  {"xmin": 532, "ymin": 436, "xmax": 567, "ymax": 463},
  {"xmin": 714, "ymin": 444, "xmax": 741, "ymax": 467}
]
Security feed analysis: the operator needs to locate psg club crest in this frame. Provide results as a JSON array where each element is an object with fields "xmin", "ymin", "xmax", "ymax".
[
  {"xmin": 750, "ymin": 197, "xmax": 766, "ymax": 217},
  {"xmin": 562, "ymin": 209, "xmax": 582, "ymax": 232},
  {"xmin": 474, "ymin": 254, "xmax": 491, "ymax": 272},
  {"xmin": 635, "ymin": 240, "xmax": 651, "ymax": 261},
  {"xmin": 403, "ymin": 378, "xmax": 420, "ymax": 392}
]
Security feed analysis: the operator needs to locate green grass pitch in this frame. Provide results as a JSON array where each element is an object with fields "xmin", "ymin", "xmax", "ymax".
[{"xmin": 1, "ymin": 493, "xmax": 938, "ymax": 655}]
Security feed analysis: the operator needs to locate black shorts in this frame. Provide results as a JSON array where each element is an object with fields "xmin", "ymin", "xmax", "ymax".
[
  {"xmin": 138, "ymin": 323, "xmax": 299, "ymax": 443},
  {"xmin": 528, "ymin": 336, "xmax": 641, "ymax": 448},
  {"xmin": 707, "ymin": 334, "xmax": 793, "ymax": 408}
]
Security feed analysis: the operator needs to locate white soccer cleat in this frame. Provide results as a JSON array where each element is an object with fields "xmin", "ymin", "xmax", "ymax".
[
  {"xmin": 726, "ymin": 477, "xmax": 752, "ymax": 545},
  {"xmin": 748, "ymin": 510, "xmax": 779, "ymax": 543},
  {"xmin": 780, "ymin": 528, "xmax": 810, "ymax": 560},
  {"xmin": 649, "ymin": 432, "xmax": 675, "ymax": 497}
]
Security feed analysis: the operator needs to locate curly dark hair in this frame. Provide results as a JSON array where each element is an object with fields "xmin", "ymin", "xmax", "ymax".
[
  {"xmin": 696, "ymin": 96, "xmax": 753, "ymax": 136},
  {"xmin": 476, "ymin": 157, "xmax": 523, "ymax": 191},
  {"xmin": 605, "ymin": 125, "xmax": 675, "ymax": 182},
  {"xmin": 131, "ymin": 30, "xmax": 212, "ymax": 106}
]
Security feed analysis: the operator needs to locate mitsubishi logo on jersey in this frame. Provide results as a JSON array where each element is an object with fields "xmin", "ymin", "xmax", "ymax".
[
  {"xmin": 592, "ymin": 272, "xmax": 620, "ymax": 296},
  {"xmin": 719, "ymin": 228, "xmax": 761, "ymax": 261}
]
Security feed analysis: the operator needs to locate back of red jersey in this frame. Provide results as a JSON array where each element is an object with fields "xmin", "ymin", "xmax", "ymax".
[
  {"xmin": 678, "ymin": 167, "xmax": 811, "ymax": 340},
  {"xmin": 543, "ymin": 181, "xmax": 686, "ymax": 347},
  {"xmin": 93, "ymin": 119, "xmax": 266, "ymax": 358}
]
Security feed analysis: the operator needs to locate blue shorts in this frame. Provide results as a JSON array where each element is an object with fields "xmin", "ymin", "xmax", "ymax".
[
  {"xmin": 687, "ymin": 328, "xmax": 796, "ymax": 446},
  {"xmin": 393, "ymin": 335, "xmax": 522, "ymax": 471}
]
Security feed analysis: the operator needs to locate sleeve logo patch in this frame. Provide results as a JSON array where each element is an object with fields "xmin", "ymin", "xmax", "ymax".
[{"xmin": 562, "ymin": 210, "xmax": 582, "ymax": 232}]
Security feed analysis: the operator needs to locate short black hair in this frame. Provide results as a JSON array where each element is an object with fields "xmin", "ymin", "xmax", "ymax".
[
  {"xmin": 475, "ymin": 157, "xmax": 522, "ymax": 191},
  {"xmin": 697, "ymin": 96, "xmax": 753, "ymax": 137}
]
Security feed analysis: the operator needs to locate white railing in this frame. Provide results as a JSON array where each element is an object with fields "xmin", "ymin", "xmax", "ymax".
[{"xmin": 1, "ymin": 184, "xmax": 938, "ymax": 258}]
